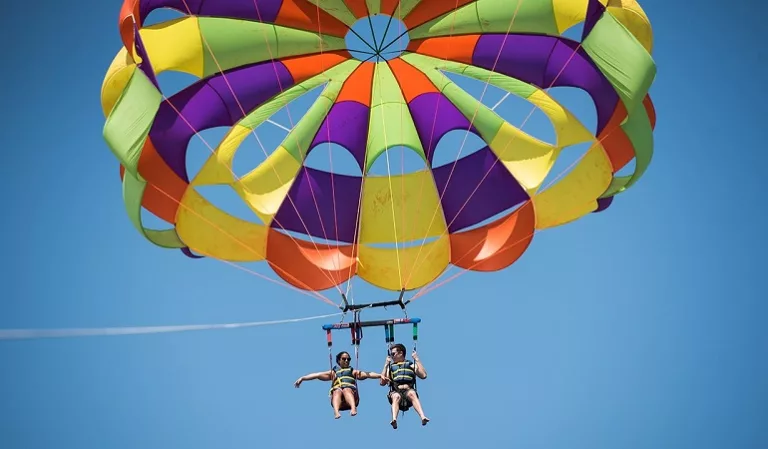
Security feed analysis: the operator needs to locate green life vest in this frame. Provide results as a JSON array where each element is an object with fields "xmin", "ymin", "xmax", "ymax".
[{"xmin": 329, "ymin": 365, "xmax": 357, "ymax": 394}]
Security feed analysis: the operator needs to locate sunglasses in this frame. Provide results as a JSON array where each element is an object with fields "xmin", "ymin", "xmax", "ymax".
[{"xmin": 340, "ymin": 357, "xmax": 351, "ymax": 361}]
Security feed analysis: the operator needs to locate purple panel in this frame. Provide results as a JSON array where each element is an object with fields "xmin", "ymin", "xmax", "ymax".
[
  {"xmin": 148, "ymin": 61, "xmax": 294, "ymax": 182},
  {"xmin": 181, "ymin": 247, "xmax": 205, "ymax": 258},
  {"xmin": 139, "ymin": 0, "xmax": 282, "ymax": 23},
  {"xmin": 593, "ymin": 195, "xmax": 613, "ymax": 213},
  {"xmin": 583, "ymin": 0, "xmax": 606, "ymax": 38},
  {"xmin": 473, "ymin": 34, "xmax": 618, "ymax": 134},
  {"xmin": 271, "ymin": 168, "xmax": 363, "ymax": 243},
  {"xmin": 408, "ymin": 92, "xmax": 480, "ymax": 163},
  {"xmin": 431, "ymin": 147, "xmax": 528, "ymax": 232},
  {"xmin": 132, "ymin": 23, "xmax": 159, "ymax": 89},
  {"xmin": 309, "ymin": 101, "xmax": 370, "ymax": 170}
]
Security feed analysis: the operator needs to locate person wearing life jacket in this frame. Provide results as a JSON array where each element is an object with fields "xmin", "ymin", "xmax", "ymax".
[
  {"xmin": 294, "ymin": 351, "xmax": 387, "ymax": 419},
  {"xmin": 380, "ymin": 343, "xmax": 429, "ymax": 429}
]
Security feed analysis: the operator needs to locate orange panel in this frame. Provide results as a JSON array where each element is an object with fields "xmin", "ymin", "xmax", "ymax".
[
  {"xmin": 275, "ymin": 0, "xmax": 350, "ymax": 38},
  {"xmin": 281, "ymin": 51, "xmax": 350, "ymax": 84},
  {"xmin": 407, "ymin": 35, "xmax": 479, "ymax": 65},
  {"xmin": 119, "ymin": 0, "xmax": 140, "ymax": 54},
  {"xmin": 643, "ymin": 94, "xmax": 656, "ymax": 129},
  {"xmin": 381, "ymin": 0, "xmax": 401, "ymax": 16},
  {"xmin": 266, "ymin": 229, "xmax": 357, "ymax": 291},
  {"xmin": 336, "ymin": 61, "xmax": 375, "ymax": 106},
  {"xmin": 345, "ymin": 0, "xmax": 370, "ymax": 19},
  {"xmin": 449, "ymin": 201, "xmax": 535, "ymax": 271},
  {"xmin": 387, "ymin": 58, "xmax": 438, "ymax": 102},
  {"xmin": 118, "ymin": 139, "xmax": 188, "ymax": 225},
  {"xmin": 136, "ymin": 139, "xmax": 188, "ymax": 223}
]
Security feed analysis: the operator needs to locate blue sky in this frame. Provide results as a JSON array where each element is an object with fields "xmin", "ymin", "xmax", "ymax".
[{"xmin": 1, "ymin": 1, "xmax": 765, "ymax": 448}]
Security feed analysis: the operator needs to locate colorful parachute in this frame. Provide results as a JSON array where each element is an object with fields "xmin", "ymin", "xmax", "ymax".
[{"xmin": 101, "ymin": 0, "xmax": 656, "ymax": 295}]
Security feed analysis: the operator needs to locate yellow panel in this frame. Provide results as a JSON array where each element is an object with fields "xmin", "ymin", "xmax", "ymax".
[
  {"xmin": 357, "ymin": 237, "xmax": 450, "ymax": 290},
  {"xmin": 139, "ymin": 17, "xmax": 204, "ymax": 77},
  {"xmin": 192, "ymin": 125, "xmax": 252, "ymax": 186},
  {"xmin": 233, "ymin": 146, "xmax": 303, "ymax": 224},
  {"xmin": 552, "ymin": 0, "xmax": 589, "ymax": 33},
  {"xmin": 532, "ymin": 140, "xmax": 612, "ymax": 229},
  {"xmin": 527, "ymin": 90, "xmax": 594, "ymax": 147},
  {"xmin": 489, "ymin": 122, "xmax": 560, "ymax": 194},
  {"xmin": 176, "ymin": 188, "xmax": 267, "ymax": 261},
  {"xmin": 101, "ymin": 49, "xmax": 136, "ymax": 117},
  {"xmin": 358, "ymin": 171, "xmax": 447, "ymax": 244},
  {"xmin": 607, "ymin": 3, "xmax": 653, "ymax": 52}
]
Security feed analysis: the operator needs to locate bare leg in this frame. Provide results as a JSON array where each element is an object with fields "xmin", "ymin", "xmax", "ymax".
[
  {"xmin": 389, "ymin": 392, "xmax": 401, "ymax": 429},
  {"xmin": 406, "ymin": 390, "xmax": 429, "ymax": 425},
  {"xmin": 331, "ymin": 390, "xmax": 342, "ymax": 419},
  {"xmin": 342, "ymin": 389, "xmax": 358, "ymax": 416}
]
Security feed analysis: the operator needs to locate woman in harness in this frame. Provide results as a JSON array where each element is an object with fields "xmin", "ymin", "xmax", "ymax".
[
  {"xmin": 294, "ymin": 351, "xmax": 387, "ymax": 419},
  {"xmin": 380, "ymin": 343, "xmax": 430, "ymax": 429}
]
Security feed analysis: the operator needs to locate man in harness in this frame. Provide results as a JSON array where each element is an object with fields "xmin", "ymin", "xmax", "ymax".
[{"xmin": 380, "ymin": 343, "xmax": 430, "ymax": 429}]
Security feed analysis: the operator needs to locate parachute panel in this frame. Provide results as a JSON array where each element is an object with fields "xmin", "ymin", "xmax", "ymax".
[
  {"xmin": 450, "ymin": 201, "xmax": 535, "ymax": 271},
  {"xmin": 176, "ymin": 188, "xmax": 268, "ymax": 261},
  {"xmin": 266, "ymin": 229, "xmax": 356, "ymax": 291},
  {"xmin": 358, "ymin": 171, "xmax": 446, "ymax": 245},
  {"xmin": 357, "ymin": 238, "xmax": 451, "ymax": 290}
]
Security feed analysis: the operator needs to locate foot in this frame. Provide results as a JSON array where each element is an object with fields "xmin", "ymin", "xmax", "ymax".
[
  {"xmin": 421, "ymin": 417, "xmax": 430, "ymax": 426},
  {"xmin": 334, "ymin": 412, "xmax": 341, "ymax": 419},
  {"xmin": 350, "ymin": 409, "xmax": 358, "ymax": 416},
  {"xmin": 390, "ymin": 419, "xmax": 398, "ymax": 429}
]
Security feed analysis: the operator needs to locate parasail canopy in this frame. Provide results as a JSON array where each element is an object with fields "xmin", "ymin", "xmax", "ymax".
[{"xmin": 101, "ymin": 0, "xmax": 657, "ymax": 299}]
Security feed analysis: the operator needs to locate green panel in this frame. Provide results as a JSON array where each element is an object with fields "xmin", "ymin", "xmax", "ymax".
[
  {"xmin": 103, "ymin": 69, "xmax": 161, "ymax": 178},
  {"xmin": 476, "ymin": 0, "xmax": 558, "ymax": 34},
  {"xmin": 366, "ymin": 0, "xmax": 380, "ymax": 15},
  {"xmin": 274, "ymin": 26, "xmax": 347, "ymax": 58},
  {"xmin": 602, "ymin": 175, "xmax": 629, "ymax": 198},
  {"xmin": 123, "ymin": 170, "xmax": 185, "ymax": 248},
  {"xmin": 199, "ymin": 18, "xmax": 346, "ymax": 77},
  {"xmin": 408, "ymin": 2, "xmax": 481, "ymax": 40},
  {"xmin": 409, "ymin": 0, "xmax": 559, "ymax": 40},
  {"xmin": 306, "ymin": 0, "xmax": 358, "ymax": 26},
  {"xmin": 365, "ymin": 62, "xmax": 425, "ymax": 171},
  {"xmin": 282, "ymin": 77, "xmax": 346, "ymax": 160},
  {"xmin": 441, "ymin": 82, "xmax": 504, "ymax": 142},
  {"xmin": 199, "ymin": 18, "xmax": 276, "ymax": 77},
  {"xmin": 582, "ymin": 11, "xmax": 656, "ymax": 115},
  {"xmin": 439, "ymin": 62, "xmax": 538, "ymax": 99},
  {"xmin": 371, "ymin": 61, "xmax": 405, "ymax": 106},
  {"xmin": 365, "ymin": 102, "xmax": 425, "ymax": 172},
  {"xmin": 618, "ymin": 101, "xmax": 654, "ymax": 189}
]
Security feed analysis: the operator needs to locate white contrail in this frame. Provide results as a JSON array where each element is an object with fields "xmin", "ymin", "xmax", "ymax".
[{"xmin": 0, "ymin": 312, "xmax": 341, "ymax": 340}]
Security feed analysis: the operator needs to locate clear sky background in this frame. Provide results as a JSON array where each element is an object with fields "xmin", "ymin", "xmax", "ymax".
[{"xmin": 1, "ymin": 1, "xmax": 766, "ymax": 448}]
